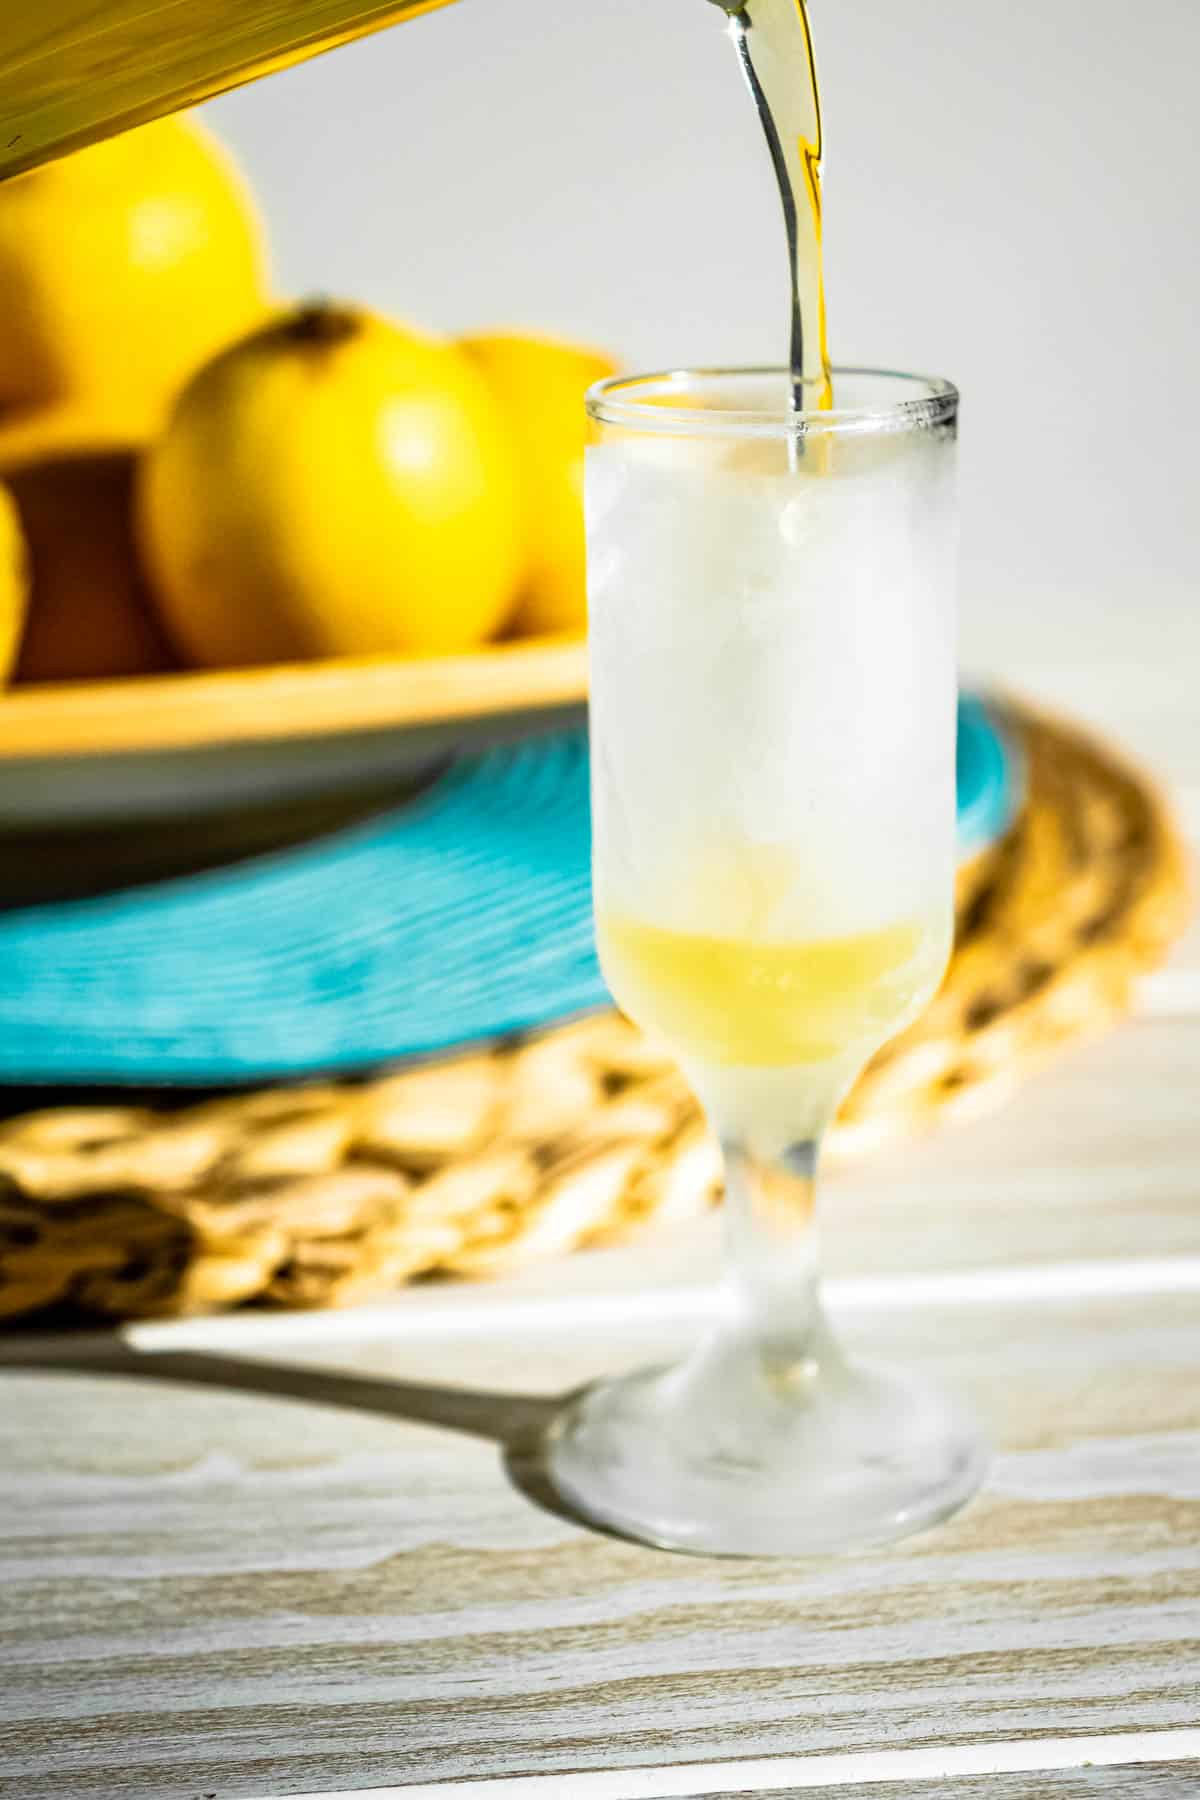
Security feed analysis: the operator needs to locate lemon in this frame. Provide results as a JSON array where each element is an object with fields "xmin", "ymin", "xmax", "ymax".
[
  {"xmin": 137, "ymin": 302, "xmax": 523, "ymax": 665},
  {"xmin": 462, "ymin": 333, "xmax": 617, "ymax": 635},
  {"xmin": 0, "ymin": 115, "xmax": 270, "ymax": 455},
  {"xmin": 0, "ymin": 482, "xmax": 28, "ymax": 682},
  {"xmin": 7, "ymin": 451, "xmax": 174, "ymax": 682}
]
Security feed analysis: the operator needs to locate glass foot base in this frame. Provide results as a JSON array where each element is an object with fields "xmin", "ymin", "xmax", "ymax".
[{"xmin": 540, "ymin": 1337, "xmax": 988, "ymax": 1557}]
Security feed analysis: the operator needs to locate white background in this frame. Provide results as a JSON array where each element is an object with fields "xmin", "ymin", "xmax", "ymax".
[{"xmin": 205, "ymin": 0, "xmax": 1199, "ymax": 676}]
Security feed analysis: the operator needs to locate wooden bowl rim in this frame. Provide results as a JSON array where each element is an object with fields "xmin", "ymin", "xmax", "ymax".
[{"xmin": 0, "ymin": 634, "xmax": 588, "ymax": 759}]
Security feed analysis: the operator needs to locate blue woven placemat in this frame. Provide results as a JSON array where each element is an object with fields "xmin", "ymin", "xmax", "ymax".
[{"xmin": 0, "ymin": 695, "xmax": 1015, "ymax": 1085}]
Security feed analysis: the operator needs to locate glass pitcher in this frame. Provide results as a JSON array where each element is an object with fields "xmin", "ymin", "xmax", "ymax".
[{"xmin": 0, "ymin": 0, "xmax": 453, "ymax": 180}]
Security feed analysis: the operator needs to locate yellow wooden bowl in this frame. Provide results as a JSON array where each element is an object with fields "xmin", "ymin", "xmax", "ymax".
[{"xmin": 0, "ymin": 635, "xmax": 589, "ymax": 832}]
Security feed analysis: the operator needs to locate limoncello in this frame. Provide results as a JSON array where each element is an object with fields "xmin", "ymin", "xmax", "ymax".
[
  {"xmin": 713, "ymin": 0, "xmax": 831, "ymax": 411},
  {"xmin": 597, "ymin": 907, "xmax": 950, "ymax": 1069}
]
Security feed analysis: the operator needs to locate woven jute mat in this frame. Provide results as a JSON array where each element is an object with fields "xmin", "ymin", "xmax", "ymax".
[{"xmin": 0, "ymin": 699, "xmax": 1190, "ymax": 1324}]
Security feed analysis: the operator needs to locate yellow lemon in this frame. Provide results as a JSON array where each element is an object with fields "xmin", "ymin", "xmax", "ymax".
[
  {"xmin": 0, "ymin": 482, "xmax": 28, "ymax": 682},
  {"xmin": 137, "ymin": 302, "xmax": 523, "ymax": 665},
  {"xmin": 462, "ymin": 333, "xmax": 617, "ymax": 636},
  {"xmin": 7, "ymin": 451, "xmax": 175, "ymax": 683},
  {"xmin": 0, "ymin": 115, "xmax": 270, "ymax": 455}
]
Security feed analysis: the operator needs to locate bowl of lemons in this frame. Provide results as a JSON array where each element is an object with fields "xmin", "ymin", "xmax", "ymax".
[{"xmin": 0, "ymin": 114, "xmax": 605, "ymax": 831}]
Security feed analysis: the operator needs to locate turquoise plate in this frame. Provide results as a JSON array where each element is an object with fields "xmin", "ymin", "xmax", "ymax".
[
  {"xmin": 0, "ymin": 696, "xmax": 1017, "ymax": 1086},
  {"xmin": 956, "ymin": 693, "xmax": 1016, "ymax": 856}
]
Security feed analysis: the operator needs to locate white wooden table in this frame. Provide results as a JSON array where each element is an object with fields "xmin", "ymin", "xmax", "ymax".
[{"xmin": 2, "ymin": 594, "xmax": 1198, "ymax": 1800}]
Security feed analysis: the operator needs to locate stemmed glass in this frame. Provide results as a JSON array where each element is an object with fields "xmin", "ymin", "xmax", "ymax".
[{"xmin": 542, "ymin": 367, "xmax": 987, "ymax": 1556}]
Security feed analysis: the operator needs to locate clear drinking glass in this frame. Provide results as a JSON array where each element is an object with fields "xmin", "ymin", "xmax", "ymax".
[{"xmin": 541, "ymin": 367, "xmax": 988, "ymax": 1556}]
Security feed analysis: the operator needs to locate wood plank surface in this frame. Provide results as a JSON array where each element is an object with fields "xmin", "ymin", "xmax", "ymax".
[
  {"xmin": 1, "ymin": 1280, "xmax": 1198, "ymax": 1799},
  {"xmin": 823, "ymin": 1014, "xmax": 1200, "ymax": 1275},
  {"xmin": 690, "ymin": 1768, "xmax": 1200, "ymax": 1799}
]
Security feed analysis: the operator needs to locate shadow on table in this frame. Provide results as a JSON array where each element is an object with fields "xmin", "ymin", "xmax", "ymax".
[{"xmin": 0, "ymin": 1335, "xmax": 591, "ymax": 1536}]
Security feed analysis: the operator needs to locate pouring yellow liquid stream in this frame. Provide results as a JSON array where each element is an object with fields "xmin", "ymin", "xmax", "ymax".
[{"xmin": 714, "ymin": 0, "xmax": 832, "ymax": 410}]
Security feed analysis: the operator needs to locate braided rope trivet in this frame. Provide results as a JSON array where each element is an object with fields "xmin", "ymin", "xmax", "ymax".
[{"xmin": 0, "ymin": 699, "xmax": 1189, "ymax": 1323}]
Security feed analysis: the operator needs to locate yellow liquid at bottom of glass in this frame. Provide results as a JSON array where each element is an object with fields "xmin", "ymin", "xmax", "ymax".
[{"xmin": 597, "ymin": 908, "xmax": 949, "ymax": 1068}]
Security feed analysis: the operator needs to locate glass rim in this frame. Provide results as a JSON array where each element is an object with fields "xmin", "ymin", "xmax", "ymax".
[{"xmin": 585, "ymin": 365, "xmax": 958, "ymax": 439}]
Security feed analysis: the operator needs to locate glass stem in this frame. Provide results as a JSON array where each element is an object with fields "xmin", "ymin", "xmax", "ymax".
[{"xmin": 721, "ymin": 1132, "xmax": 840, "ymax": 1380}]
